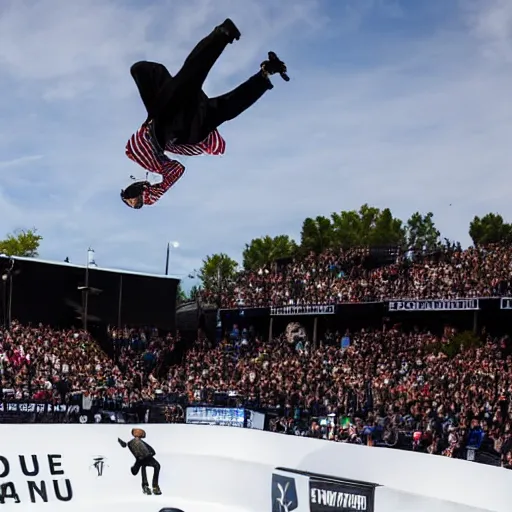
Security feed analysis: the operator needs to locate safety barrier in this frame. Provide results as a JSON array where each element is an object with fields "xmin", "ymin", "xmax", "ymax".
[{"xmin": 0, "ymin": 424, "xmax": 509, "ymax": 511}]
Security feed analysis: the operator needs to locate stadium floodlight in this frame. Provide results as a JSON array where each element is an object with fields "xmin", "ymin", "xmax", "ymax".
[{"xmin": 165, "ymin": 241, "xmax": 180, "ymax": 275}]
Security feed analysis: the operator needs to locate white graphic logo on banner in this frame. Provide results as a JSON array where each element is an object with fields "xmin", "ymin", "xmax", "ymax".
[
  {"xmin": 388, "ymin": 299, "xmax": 479, "ymax": 311},
  {"xmin": 501, "ymin": 298, "xmax": 512, "ymax": 310},
  {"xmin": 270, "ymin": 305, "xmax": 335, "ymax": 316}
]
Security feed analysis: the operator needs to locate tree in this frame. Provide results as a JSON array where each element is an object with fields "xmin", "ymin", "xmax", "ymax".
[
  {"xmin": 0, "ymin": 229, "xmax": 42, "ymax": 257},
  {"xmin": 469, "ymin": 213, "xmax": 512, "ymax": 245},
  {"xmin": 405, "ymin": 212, "xmax": 441, "ymax": 250},
  {"xmin": 198, "ymin": 253, "xmax": 239, "ymax": 291},
  {"xmin": 369, "ymin": 207, "xmax": 405, "ymax": 246},
  {"xmin": 176, "ymin": 282, "xmax": 188, "ymax": 304},
  {"xmin": 189, "ymin": 285, "xmax": 200, "ymax": 300},
  {"xmin": 330, "ymin": 210, "xmax": 364, "ymax": 247},
  {"xmin": 330, "ymin": 204, "xmax": 405, "ymax": 247},
  {"xmin": 243, "ymin": 235, "xmax": 297, "ymax": 270},
  {"xmin": 300, "ymin": 216, "xmax": 334, "ymax": 254}
]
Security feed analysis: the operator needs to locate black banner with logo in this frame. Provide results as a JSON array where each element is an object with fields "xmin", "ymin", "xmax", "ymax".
[
  {"xmin": 0, "ymin": 402, "xmax": 79, "ymax": 415},
  {"xmin": 272, "ymin": 473, "xmax": 298, "ymax": 512},
  {"xmin": 388, "ymin": 299, "xmax": 480, "ymax": 312},
  {"xmin": 309, "ymin": 479, "xmax": 375, "ymax": 512},
  {"xmin": 270, "ymin": 305, "xmax": 336, "ymax": 316}
]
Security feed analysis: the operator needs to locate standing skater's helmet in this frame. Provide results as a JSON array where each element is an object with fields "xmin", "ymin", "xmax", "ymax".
[
  {"xmin": 131, "ymin": 428, "xmax": 147, "ymax": 438},
  {"xmin": 120, "ymin": 180, "xmax": 149, "ymax": 209}
]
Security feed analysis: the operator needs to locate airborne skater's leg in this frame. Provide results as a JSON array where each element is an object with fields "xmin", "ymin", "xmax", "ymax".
[
  {"xmin": 129, "ymin": 19, "xmax": 241, "ymax": 146},
  {"xmin": 130, "ymin": 61, "xmax": 173, "ymax": 118},
  {"xmin": 205, "ymin": 72, "xmax": 272, "ymax": 130},
  {"xmin": 171, "ymin": 18, "xmax": 241, "ymax": 97},
  {"xmin": 202, "ymin": 52, "xmax": 288, "ymax": 135},
  {"xmin": 153, "ymin": 19, "xmax": 241, "ymax": 145}
]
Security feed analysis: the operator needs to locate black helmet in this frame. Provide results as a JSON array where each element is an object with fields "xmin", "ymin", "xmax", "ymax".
[{"xmin": 120, "ymin": 180, "xmax": 148, "ymax": 209}]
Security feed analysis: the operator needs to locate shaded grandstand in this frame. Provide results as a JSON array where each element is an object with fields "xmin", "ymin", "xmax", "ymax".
[{"xmin": 0, "ymin": 255, "xmax": 179, "ymax": 332}]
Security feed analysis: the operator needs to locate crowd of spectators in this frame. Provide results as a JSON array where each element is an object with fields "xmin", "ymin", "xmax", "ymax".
[
  {"xmin": 2, "ymin": 317, "xmax": 512, "ymax": 468},
  {"xmin": 0, "ymin": 321, "xmax": 180, "ymax": 407},
  {"xmin": 172, "ymin": 325, "xmax": 512, "ymax": 468},
  {"xmin": 1, "ymin": 320, "xmax": 119, "ymax": 403},
  {"xmin": 201, "ymin": 244, "xmax": 512, "ymax": 307},
  {"xmin": 108, "ymin": 325, "xmax": 181, "ymax": 402}
]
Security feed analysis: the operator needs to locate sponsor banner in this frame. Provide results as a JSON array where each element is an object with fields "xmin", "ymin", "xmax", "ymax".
[
  {"xmin": 388, "ymin": 299, "xmax": 480, "ymax": 312},
  {"xmin": 247, "ymin": 410, "xmax": 265, "ymax": 430},
  {"xmin": 272, "ymin": 473, "xmax": 298, "ymax": 512},
  {"xmin": 500, "ymin": 298, "xmax": 512, "ymax": 310},
  {"xmin": 270, "ymin": 304, "xmax": 335, "ymax": 316},
  {"xmin": 185, "ymin": 406, "xmax": 245, "ymax": 427},
  {"xmin": 309, "ymin": 479, "xmax": 375, "ymax": 512},
  {"xmin": 0, "ymin": 454, "xmax": 73, "ymax": 504},
  {"xmin": 0, "ymin": 402, "xmax": 80, "ymax": 415}
]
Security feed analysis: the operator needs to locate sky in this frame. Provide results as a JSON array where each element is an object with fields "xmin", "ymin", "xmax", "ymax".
[{"xmin": 0, "ymin": 0, "xmax": 511, "ymax": 290}]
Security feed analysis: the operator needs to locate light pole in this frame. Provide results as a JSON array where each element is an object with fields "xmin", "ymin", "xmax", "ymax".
[
  {"xmin": 1, "ymin": 274, "xmax": 7, "ymax": 328},
  {"xmin": 80, "ymin": 248, "xmax": 96, "ymax": 331},
  {"xmin": 1, "ymin": 258, "xmax": 15, "ymax": 329},
  {"xmin": 1, "ymin": 273, "xmax": 10, "ymax": 329},
  {"xmin": 165, "ymin": 241, "xmax": 180, "ymax": 275}
]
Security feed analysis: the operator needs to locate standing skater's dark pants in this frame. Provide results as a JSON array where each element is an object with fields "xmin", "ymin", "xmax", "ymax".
[
  {"xmin": 132, "ymin": 456, "xmax": 161, "ymax": 488},
  {"xmin": 130, "ymin": 20, "xmax": 271, "ymax": 147}
]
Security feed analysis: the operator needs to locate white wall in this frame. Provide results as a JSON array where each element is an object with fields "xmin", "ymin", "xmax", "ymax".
[{"xmin": 0, "ymin": 425, "xmax": 509, "ymax": 512}]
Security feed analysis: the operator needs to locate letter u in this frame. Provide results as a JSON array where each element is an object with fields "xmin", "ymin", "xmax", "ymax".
[
  {"xmin": 19, "ymin": 455, "xmax": 40, "ymax": 476},
  {"xmin": 54, "ymin": 479, "xmax": 73, "ymax": 501}
]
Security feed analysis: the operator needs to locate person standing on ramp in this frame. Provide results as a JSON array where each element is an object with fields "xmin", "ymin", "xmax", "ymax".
[
  {"xmin": 121, "ymin": 18, "xmax": 289, "ymax": 209},
  {"xmin": 118, "ymin": 428, "xmax": 162, "ymax": 495}
]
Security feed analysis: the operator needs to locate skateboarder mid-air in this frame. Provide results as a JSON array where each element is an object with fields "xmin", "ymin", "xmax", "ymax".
[{"xmin": 121, "ymin": 18, "xmax": 289, "ymax": 209}]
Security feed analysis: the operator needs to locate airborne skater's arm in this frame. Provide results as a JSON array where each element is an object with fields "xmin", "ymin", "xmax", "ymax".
[
  {"xmin": 122, "ymin": 124, "xmax": 185, "ymax": 207},
  {"xmin": 143, "ymin": 160, "xmax": 185, "ymax": 206}
]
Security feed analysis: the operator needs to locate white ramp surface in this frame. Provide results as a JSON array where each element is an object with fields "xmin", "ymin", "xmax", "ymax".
[{"xmin": 0, "ymin": 425, "xmax": 509, "ymax": 512}]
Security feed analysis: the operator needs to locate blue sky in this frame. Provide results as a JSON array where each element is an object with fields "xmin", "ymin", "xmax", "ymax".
[{"xmin": 0, "ymin": 0, "xmax": 511, "ymax": 289}]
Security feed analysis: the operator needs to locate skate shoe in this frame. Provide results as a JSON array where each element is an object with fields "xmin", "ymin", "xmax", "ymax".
[
  {"xmin": 216, "ymin": 18, "xmax": 241, "ymax": 43},
  {"xmin": 261, "ymin": 51, "xmax": 287, "ymax": 76}
]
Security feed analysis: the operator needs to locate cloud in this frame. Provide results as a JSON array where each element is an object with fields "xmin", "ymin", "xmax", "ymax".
[
  {"xmin": 0, "ymin": 0, "xmax": 511, "ymax": 290},
  {"xmin": 0, "ymin": 155, "xmax": 43, "ymax": 169},
  {"xmin": 462, "ymin": 0, "xmax": 512, "ymax": 63}
]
